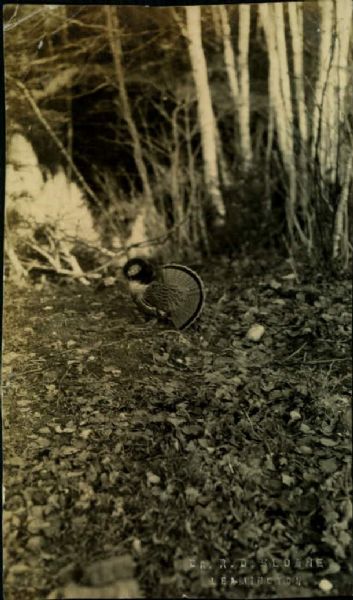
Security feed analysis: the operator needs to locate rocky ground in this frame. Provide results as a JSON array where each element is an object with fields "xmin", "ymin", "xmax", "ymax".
[{"xmin": 3, "ymin": 254, "xmax": 352, "ymax": 599}]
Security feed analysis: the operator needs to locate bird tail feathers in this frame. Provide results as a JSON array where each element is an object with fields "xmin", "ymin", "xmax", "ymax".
[{"xmin": 161, "ymin": 264, "xmax": 205, "ymax": 330}]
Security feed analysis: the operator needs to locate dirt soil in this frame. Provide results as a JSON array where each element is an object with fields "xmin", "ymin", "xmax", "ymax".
[{"xmin": 3, "ymin": 255, "xmax": 352, "ymax": 599}]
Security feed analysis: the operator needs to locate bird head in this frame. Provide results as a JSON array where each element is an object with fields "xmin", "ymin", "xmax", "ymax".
[{"xmin": 123, "ymin": 258, "xmax": 155, "ymax": 284}]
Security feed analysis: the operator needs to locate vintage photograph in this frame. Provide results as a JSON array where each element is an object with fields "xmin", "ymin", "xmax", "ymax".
[{"xmin": 3, "ymin": 2, "xmax": 352, "ymax": 598}]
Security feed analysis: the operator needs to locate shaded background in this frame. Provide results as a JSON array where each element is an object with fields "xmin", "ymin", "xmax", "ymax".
[{"xmin": 4, "ymin": 2, "xmax": 353, "ymax": 276}]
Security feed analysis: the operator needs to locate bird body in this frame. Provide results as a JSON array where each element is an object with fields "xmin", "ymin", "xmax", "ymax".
[{"xmin": 123, "ymin": 258, "xmax": 205, "ymax": 330}]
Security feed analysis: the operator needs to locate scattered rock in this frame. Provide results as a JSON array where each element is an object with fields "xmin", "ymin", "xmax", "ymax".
[
  {"xmin": 289, "ymin": 410, "xmax": 301, "ymax": 421},
  {"xmin": 27, "ymin": 535, "xmax": 44, "ymax": 551},
  {"xmin": 246, "ymin": 324, "xmax": 265, "ymax": 342},
  {"xmin": 49, "ymin": 579, "xmax": 142, "ymax": 599},
  {"xmin": 147, "ymin": 472, "xmax": 160, "ymax": 485},
  {"xmin": 318, "ymin": 578, "xmax": 333, "ymax": 592},
  {"xmin": 10, "ymin": 564, "xmax": 31, "ymax": 575},
  {"xmin": 82, "ymin": 554, "xmax": 135, "ymax": 586}
]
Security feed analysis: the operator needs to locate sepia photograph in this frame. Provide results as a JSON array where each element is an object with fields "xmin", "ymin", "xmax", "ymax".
[{"xmin": 2, "ymin": 1, "xmax": 352, "ymax": 598}]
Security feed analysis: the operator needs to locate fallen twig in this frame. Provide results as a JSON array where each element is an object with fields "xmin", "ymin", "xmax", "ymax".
[{"xmin": 282, "ymin": 341, "xmax": 307, "ymax": 362}]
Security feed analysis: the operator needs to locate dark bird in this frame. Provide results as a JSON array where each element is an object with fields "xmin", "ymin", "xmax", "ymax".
[{"xmin": 123, "ymin": 257, "xmax": 205, "ymax": 330}]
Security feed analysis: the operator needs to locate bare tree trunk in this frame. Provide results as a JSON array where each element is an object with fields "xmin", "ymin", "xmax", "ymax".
[
  {"xmin": 259, "ymin": 5, "xmax": 288, "ymax": 163},
  {"xmin": 274, "ymin": 2, "xmax": 297, "ymax": 234},
  {"xmin": 288, "ymin": 3, "xmax": 308, "ymax": 156},
  {"xmin": 61, "ymin": 5, "xmax": 73, "ymax": 182},
  {"xmin": 311, "ymin": 0, "xmax": 334, "ymax": 175},
  {"xmin": 170, "ymin": 105, "xmax": 189, "ymax": 248},
  {"xmin": 274, "ymin": 4, "xmax": 294, "ymax": 147},
  {"xmin": 185, "ymin": 6, "xmax": 225, "ymax": 225},
  {"xmin": 288, "ymin": 2, "xmax": 310, "ymax": 233},
  {"xmin": 331, "ymin": 1, "xmax": 353, "ymax": 260},
  {"xmin": 104, "ymin": 6, "xmax": 154, "ymax": 208},
  {"xmin": 264, "ymin": 107, "xmax": 274, "ymax": 215},
  {"xmin": 334, "ymin": 0, "xmax": 353, "ymax": 186},
  {"xmin": 288, "ymin": 3, "xmax": 307, "ymax": 140},
  {"xmin": 260, "ymin": 4, "xmax": 309, "ymax": 246},
  {"xmin": 218, "ymin": 5, "xmax": 239, "ymax": 152},
  {"xmin": 335, "ymin": 1, "xmax": 353, "ymax": 127},
  {"xmin": 327, "ymin": 8, "xmax": 341, "ymax": 181},
  {"xmin": 333, "ymin": 153, "xmax": 352, "ymax": 261},
  {"xmin": 211, "ymin": 5, "xmax": 223, "ymax": 42},
  {"xmin": 311, "ymin": 0, "xmax": 352, "ymax": 195},
  {"xmin": 215, "ymin": 127, "xmax": 232, "ymax": 189},
  {"xmin": 184, "ymin": 103, "xmax": 198, "ymax": 246},
  {"xmin": 238, "ymin": 4, "xmax": 252, "ymax": 168}
]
